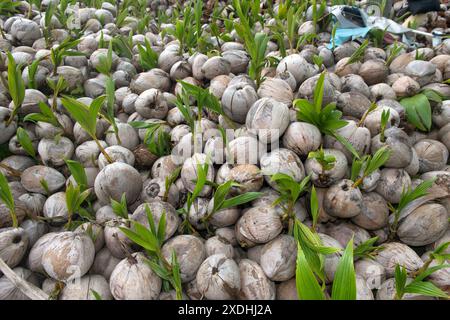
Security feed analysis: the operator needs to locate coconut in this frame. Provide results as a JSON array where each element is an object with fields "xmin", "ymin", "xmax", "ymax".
[
  {"xmin": 94, "ymin": 162, "xmax": 142, "ymax": 205},
  {"xmin": 374, "ymin": 242, "xmax": 423, "ymax": 277},
  {"xmin": 257, "ymin": 78, "xmax": 294, "ymax": 106},
  {"xmin": 222, "ymin": 83, "xmax": 258, "ymax": 124},
  {"xmin": 359, "ymin": 59, "xmax": 388, "ymax": 85},
  {"xmin": 305, "ymin": 149, "xmax": 348, "ymax": 187},
  {"xmin": 109, "ymin": 252, "xmax": 162, "ymax": 300},
  {"xmin": 201, "ymin": 56, "xmax": 231, "ymax": 80},
  {"xmin": 196, "ymin": 254, "xmax": 240, "ymax": 300},
  {"xmin": 376, "ymin": 168, "xmax": 411, "ymax": 204},
  {"xmin": 239, "ymin": 259, "xmax": 275, "ymax": 300},
  {"xmin": 246, "ymin": 97, "xmax": 290, "ymax": 144},
  {"xmin": 397, "ymin": 203, "xmax": 448, "ymax": 246},
  {"xmin": 413, "ymin": 139, "xmax": 449, "ymax": 173},
  {"xmin": 260, "ymin": 148, "xmax": 305, "ymax": 188},
  {"xmin": 41, "ymin": 231, "xmax": 95, "ymax": 281},
  {"xmin": 235, "ymin": 206, "xmax": 283, "ymax": 247},
  {"xmin": 0, "ymin": 267, "xmax": 40, "ymax": 300},
  {"xmin": 259, "ymin": 235, "xmax": 296, "ymax": 282},
  {"xmin": 282, "ymin": 122, "xmax": 322, "ymax": 157},
  {"xmin": 21, "ymin": 165, "xmax": 66, "ymax": 195},
  {"xmin": 351, "ymin": 192, "xmax": 389, "ymax": 230},
  {"xmin": 161, "ymin": 235, "xmax": 206, "ymax": 283}
]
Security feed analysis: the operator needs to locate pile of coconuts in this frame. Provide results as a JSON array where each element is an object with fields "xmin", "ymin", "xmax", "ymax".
[{"xmin": 0, "ymin": 0, "xmax": 449, "ymax": 300}]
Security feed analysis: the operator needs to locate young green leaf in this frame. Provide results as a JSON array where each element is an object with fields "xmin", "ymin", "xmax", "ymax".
[
  {"xmin": 354, "ymin": 237, "xmax": 382, "ymax": 258},
  {"xmin": 6, "ymin": 51, "xmax": 25, "ymax": 125},
  {"xmin": 295, "ymin": 246, "xmax": 326, "ymax": 300},
  {"xmin": 331, "ymin": 238, "xmax": 356, "ymax": 300},
  {"xmin": 16, "ymin": 128, "xmax": 37, "ymax": 160},
  {"xmin": 400, "ymin": 93, "xmax": 432, "ymax": 132},
  {"xmin": 111, "ymin": 193, "xmax": 128, "ymax": 219},
  {"xmin": 394, "ymin": 264, "xmax": 407, "ymax": 299},
  {"xmin": 65, "ymin": 159, "xmax": 88, "ymax": 190},
  {"xmin": 0, "ymin": 171, "xmax": 17, "ymax": 228},
  {"xmin": 403, "ymin": 281, "xmax": 449, "ymax": 299},
  {"xmin": 310, "ymin": 186, "xmax": 319, "ymax": 229},
  {"xmin": 346, "ymin": 39, "xmax": 369, "ymax": 65}
]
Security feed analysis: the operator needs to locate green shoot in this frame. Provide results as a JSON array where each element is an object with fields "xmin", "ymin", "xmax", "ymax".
[
  {"xmin": 394, "ymin": 261, "xmax": 449, "ymax": 300},
  {"xmin": 389, "ymin": 179, "xmax": 435, "ymax": 236},
  {"xmin": 345, "ymin": 39, "xmax": 369, "ymax": 65},
  {"xmin": 120, "ymin": 204, "xmax": 183, "ymax": 298},
  {"xmin": 6, "ymin": 52, "xmax": 25, "ymax": 126},
  {"xmin": 354, "ymin": 237, "xmax": 382, "ymax": 259},
  {"xmin": 65, "ymin": 181, "xmax": 91, "ymax": 229},
  {"xmin": 61, "ymin": 95, "xmax": 113, "ymax": 163},
  {"xmin": 50, "ymin": 38, "xmax": 84, "ymax": 76},
  {"xmin": 358, "ymin": 102, "xmax": 377, "ymax": 127},
  {"xmin": 379, "ymin": 109, "xmax": 390, "ymax": 142},
  {"xmin": 331, "ymin": 238, "xmax": 356, "ymax": 300},
  {"xmin": 0, "ymin": 171, "xmax": 18, "ymax": 228},
  {"xmin": 202, "ymin": 180, "xmax": 261, "ymax": 223},
  {"xmin": 351, "ymin": 146, "xmax": 391, "ymax": 188},
  {"xmin": 24, "ymin": 102, "xmax": 62, "ymax": 128},
  {"xmin": 164, "ymin": 167, "xmax": 182, "ymax": 202},
  {"xmin": 47, "ymin": 76, "xmax": 68, "ymax": 111},
  {"xmin": 111, "ymin": 193, "xmax": 128, "ymax": 219},
  {"xmin": 294, "ymin": 72, "xmax": 360, "ymax": 159},
  {"xmin": 400, "ymin": 93, "xmax": 432, "ymax": 132},
  {"xmin": 271, "ymin": 174, "xmax": 311, "ymax": 232},
  {"xmin": 137, "ymin": 38, "xmax": 158, "ymax": 71},
  {"xmin": 65, "ymin": 159, "xmax": 88, "ymax": 191},
  {"xmin": 95, "ymin": 41, "xmax": 113, "ymax": 75},
  {"xmin": 27, "ymin": 58, "xmax": 42, "ymax": 89},
  {"xmin": 308, "ymin": 147, "xmax": 336, "ymax": 171},
  {"xmin": 385, "ymin": 42, "xmax": 403, "ymax": 66},
  {"xmin": 16, "ymin": 128, "xmax": 37, "ymax": 161}
]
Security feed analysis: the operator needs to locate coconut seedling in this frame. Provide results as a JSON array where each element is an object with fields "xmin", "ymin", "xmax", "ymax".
[
  {"xmin": 129, "ymin": 121, "xmax": 172, "ymax": 158},
  {"xmin": 388, "ymin": 179, "xmax": 435, "ymax": 238},
  {"xmin": 293, "ymin": 219, "xmax": 358, "ymax": 300},
  {"xmin": 15, "ymin": 127, "xmax": 38, "ymax": 162},
  {"xmin": 350, "ymin": 146, "xmax": 391, "ymax": 189},
  {"xmin": 119, "ymin": 204, "xmax": 184, "ymax": 299},
  {"xmin": 270, "ymin": 173, "xmax": 311, "ymax": 232},
  {"xmin": 0, "ymin": 171, "xmax": 18, "ymax": 228},
  {"xmin": 64, "ymin": 181, "xmax": 91, "ymax": 229},
  {"xmin": 399, "ymin": 89, "xmax": 442, "ymax": 132},
  {"xmin": 294, "ymin": 72, "xmax": 360, "ymax": 160},
  {"xmin": 5, "ymin": 52, "xmax": 25, "ymax": 127},
  {"xmin": 60, "ymin": 95, "xmax": 113, "ymax": 163},
  {"xmin": 137, "ymin": 38, "xmax": 158, "ymax": 71},
  {"xmin": 393, "ymin": 242, "xmax": 450, "ymax": 300},
  {"xmin": 202, "ymin": 180, "xmax": 261, "ymax": 230},
  {"xmin": 233, "ymin": 0, "xmax": 269, "ymax": 87},
  {"xmin": 49, "ymin": 37, "xmax": 84, "ymax": 76}
]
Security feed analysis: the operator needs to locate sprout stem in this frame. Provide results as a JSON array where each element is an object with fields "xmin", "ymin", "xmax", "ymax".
[
  {"xmin": 93, "ymin": 138, "xmax": 114, "ymax": 164},
  {"xmin": 0, "ymin": 163, "xmax": 22, "ymax": 177},
  {"xmin": 10, "ymin": 208, "xmax": 18, "ymax": 228}
]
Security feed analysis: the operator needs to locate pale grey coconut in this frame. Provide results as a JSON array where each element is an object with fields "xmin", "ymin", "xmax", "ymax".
[
  {"xmin": 0, "ymin": 227, "xmax": 29, "ymax": 270},
  {"xmin": 257, "ymin": 77, "xmax": 294, "ymax": 106},
  {"xmin": 205, "ymin": 236, "xmax": 234, "ymax": 259},
  {"xmin": 131, "ymin": 69, "xmax": 171, "ymax": 94},
  {"xmin": 0, "ymin": 267, "xmax": 40, "ymax": 300},
  {"xmin": 201, "ymin": 56, "xmax": 231, "ymax": 80},
  {"xmin": 60, "ymin": 275, "xmax": 112, "ymax": 300},
  {"xmin": 43, "ymin": 192, "xmax": 69, "ymax": 224},
  {"xmin": 37, "ymin": 137, "xmax": 74, "ymax": 167},
  {"xmin": 94, "ymin": 162, "xmax": 143, "ymax": 205},
  {"xmin": 260, "ymin": 148, "xmax": 305, "ymax": 189},
  {"xmin": 41, "ymin": 231, "xmax": 95, "ymax": 281},
  {"xmin": 374, "ymin": 242, "xmax": 423, "ymax": 277},
  {"xmin": 305, "ymin": 148, "xmax": 348, "ymax": 187},
  {"xmin": 196, "ymin": 254, "xmax": 240, "ymax": 300},
  {"xmin": 181, "ymin": 153, "xmax": 215, "ymax": 197},
  {"xmin": 109, "ymin": 252, "xmax": 162, "ymax": 300},
  {"xmin": 222, "ymin": 83, "xmax": 258, "ymax": 124},
  {"xmin": 235, "ymin": 206, "xmax": 283, "ymax": 248},
  {"xmin": 134, "ymin": 88, "xmax": 168, "ymax": 119},
  {"xmin": 90, "ymin": 247, "xmax": 121, "ymax": 281},
  {"xmin": 105, "ymin": 122, "xmax": 139, "ymax": 150},
  {"xmin": 161, "ymin": 235, "xmax": 206, "ymax": 283},
  {"xmin": 21, "ymin": 165, "xmax": 66, "ymax": 194},
  {"xmin": 239, "ymin": 259, "xmax": 276, "ymax": 300},
  {"xmin": 0, "ymin": 108, "xmax": 17, "ymax": 144},
  {"xmin": 282, "ymin": 122, "xmax": 322, "ymax": 157},
  {"xmin": 246, "ymin": 97, "xmax": 290, "ymax": 143},
  {"xmin": 259, "ymin": 235, "xmax": 296, "ymax": 282}
]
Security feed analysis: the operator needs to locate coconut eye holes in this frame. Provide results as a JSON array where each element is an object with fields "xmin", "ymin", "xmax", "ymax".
[{"xmin": 12, "ymin": 235, "xmax": 22, "ymax": 244}]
